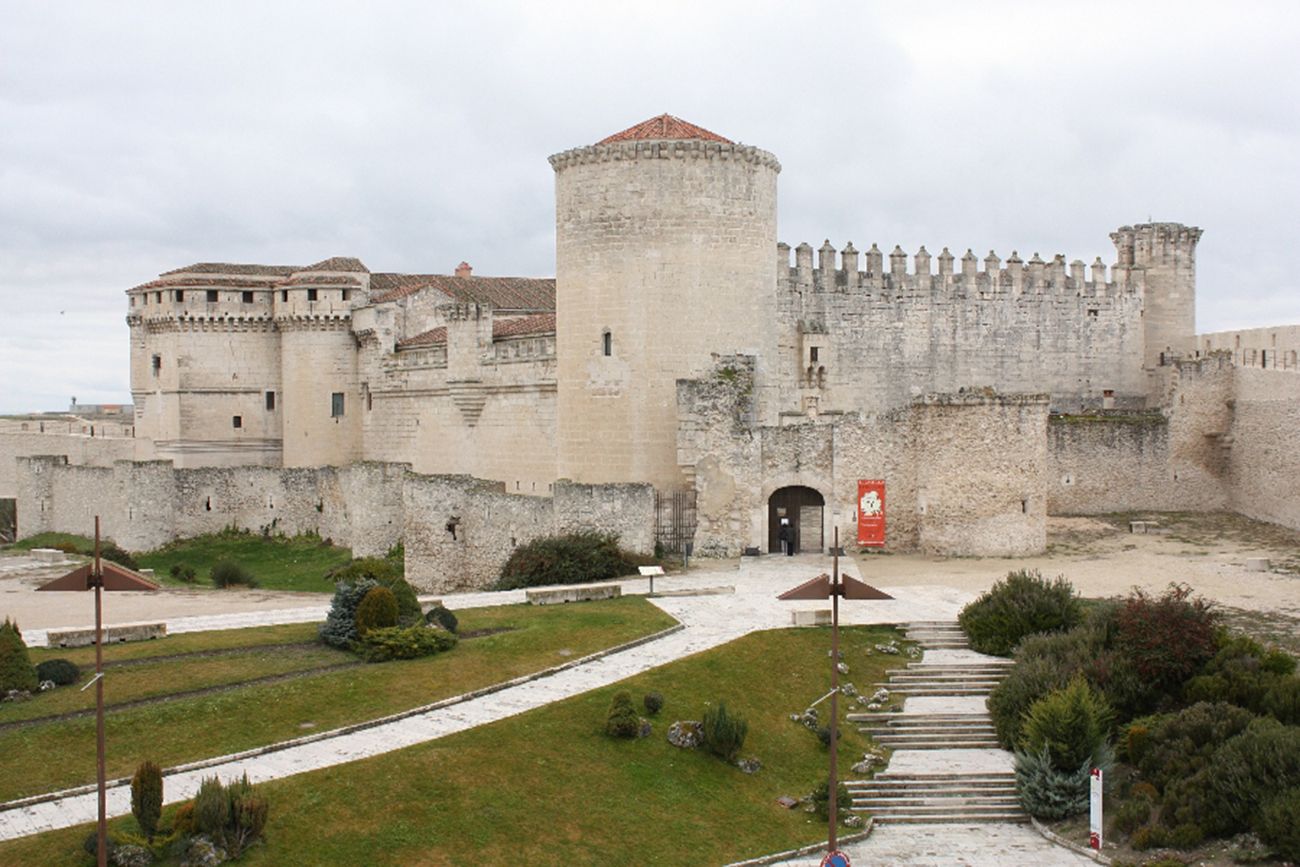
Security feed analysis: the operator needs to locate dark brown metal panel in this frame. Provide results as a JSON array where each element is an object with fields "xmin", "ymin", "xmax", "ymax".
[
  {"xmin": 841, "ymin": 575, "xmax": 893, "ymax": 600},
  {"xmin": 38, "ymin": 562, "xmax": 159, "ymax": 592},
  {"xmin": 777, "ymin": 574, "xmax": 832, "ymax": 600},
  {"xmin": 36, "ymin": 563, "xmax": 94, "ymax": 591}
]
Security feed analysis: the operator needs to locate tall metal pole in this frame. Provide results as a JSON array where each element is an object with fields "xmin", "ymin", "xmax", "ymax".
[
  {"xmin": 94, "ymin": 516, "xmax": 107, "ymax": 867},
  {"xmin": 829, "ymin": 526, "xmax": 840, "ymax": 852}
]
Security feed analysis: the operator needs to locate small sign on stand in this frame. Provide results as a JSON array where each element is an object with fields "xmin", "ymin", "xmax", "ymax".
[{"xmin": 1089, "ymin": 766, "xmax": 1104, "ymax": 851}]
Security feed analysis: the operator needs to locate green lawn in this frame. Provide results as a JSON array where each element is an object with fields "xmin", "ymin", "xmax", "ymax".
[
  {"xmin": 0, "ymin": 597, "xmax": 676, "ymax": 802},
  {"xmin": 136, "ymin": 532, "xmax": 354, "ymax": 591},
  {"xmin": 0, "ymin": 625, "xmax": 909, "ymax": 866},
  {"xmin": 8, "ymin": 532, "xmax": 95, "ymax": 551}
]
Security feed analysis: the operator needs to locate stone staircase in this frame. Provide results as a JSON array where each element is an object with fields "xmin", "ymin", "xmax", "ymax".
[{"xmin": 844, "ymin": 621, "xmax": 1028, "ymax": 825}]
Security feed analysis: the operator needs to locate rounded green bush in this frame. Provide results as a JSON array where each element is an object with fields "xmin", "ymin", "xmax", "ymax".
[
  {"xmin": 210, "ymin": 560, "xmax": 257, "ymax": 588},
  {"xmin": 35, "ymin": 658, "xmax": 80, "ymax": 686},
  {"xmin": 354, "ymin": 586, "xmax": 399, "ymax": 637},
  {"xmin": 957, "ymin": 570, "xmax": 1081, "ymax": 657},
  {"xmin": 496, "ymin": 531, "xmax": 641, "ymax": 590},
  {"xmin": 0, "ymin": 618, "xmax": 38, "ymax": 693},
  {"xmin": 1258, "ymin": 786, "xmax": 1300, "ymax": 862},
  {"xmin": 643, "ymin": 691, "xmax": 664, "ymax": 716},
  {"xmin": 605, "ymin": 690, "xmax": 640, "ymax": 738},
  {"xmin": 425, "ymin": 605, "xmax": 459, "ymax": 634}
]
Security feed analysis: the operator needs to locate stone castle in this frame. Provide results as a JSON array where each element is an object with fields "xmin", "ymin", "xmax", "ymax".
[{"xmin": 7, "ymin": 115, "xmax": 1299, "ymax": 590}]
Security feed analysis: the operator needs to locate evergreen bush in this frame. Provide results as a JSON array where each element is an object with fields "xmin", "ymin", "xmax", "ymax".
[
  {"xmin": 495, "ymin": 531, "xmax": 642, "ymax": 590},
  {"xmin": 99, "ymin": 542, "xmax": 139, "ymax": 571},
  {"xmin": 957, "ymin": 569, "xmax": 1081, "ymax": 656},
  {"xmin": 130, "ymin": 761, "xmax": 163, "ymax": 842},
  {"xmin": 319, "ymin": 579, "xmax": 377, "ymax": 648},
  {"xmin": 193, "ymin": 776, "xmax": 230, "ymax": 837},
  {"xmin": 0, "ymin": 618, "xmax": 38, "ymax": 693},
  {"xmin": 1132, "ymin": 702, "xmax": 1254, "ymax": 793},
  {"xmin": 643, "ymin": 691, "xmax": 664, "ymax": 716},
  {"xmin": 1014, "ymin": 743, "xmax": 1108, "ymax": 819},
  {"xmin": 1112, "ymin": 797, "xmax": 1153, "ymax": 835},
  {"xmin": 810, "ymin": 777, "xmax": 852, "ymax": 821},
  {"xmin": 326, "ymin": 558, "xmax": 422, "ymax": 624},
  {"xmin": 988, "ymin": 655, "xmax": 1072, "ymax": 748},
  {"xmin": 1113, "ymin": 584, "xmax": 1217, "ymax": 711},
  {"xmin": 425, "ymin": 605, "xmax": 459, "ymax": 634},
  {"xmin": 1019, "ymin": 677, "xmax": 1114, "ymax": 773},
  {"xmin": 354, "ymin": 586, "xmax": 399, "ymax": 636},
  {"xmin": 354, "ymin": 624, "xmax": 457, "ymax": 662},
  {"xmin": 701, "ymin": 701, "xmax": 748, "ymax": 762},
  {"xmin": 1258, "ymin": 786, "xmax": 1300, "ymax": 862},
  {"xmin": 605, "ymin": 691, "xmax": 640, "ymax": 738},
  {"xmin": 35, "ymin": 658, "xmax": 79, "ymax": 687},
  {"xmin": 1261, "ymin": 676, "xmax": 1300, "ymax": 725},
  {"xmin": 210, "ymin": 560, "xmax": 257, "ymax": 588}
]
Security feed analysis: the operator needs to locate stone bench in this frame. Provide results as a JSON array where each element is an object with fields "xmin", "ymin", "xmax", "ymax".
[
  {"xmin": 525, "ymin": 584, "xmax": 621, "ymax": 605},
  {"xmin": 1245, "ymin": 557, "xmax": 1271, "ymax": 572},
  {"xmin": 1129, "ymin": 520, "xmax": 1161, "ymax": 534},
  {"xmin": 46, "ymin": 622, "xmax": 167, "ymax": 648},
  {"xmin": 29, "ymin": 548, "xmax": 71, "ymax": 563},
  {"xmin": 791, "ymin": 609, "xmax": 833, "ymax": 627}
]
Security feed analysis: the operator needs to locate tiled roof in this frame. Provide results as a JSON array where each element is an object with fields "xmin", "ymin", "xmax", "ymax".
[
  {"xmin": 597, "ymin": 114, "xmax": 731, "ymax": 145},
  {"xmin": 277, "ymin": 275, "xmax": 365, "ymax": 287},
  {"xmin": 394, "ymin": 313, "xmax": 556, "ymax": 350},
  {"xmin": 160, "ymin": 263, "xmax": 299, "ymax": 277},
  {"xmin": 493, "ymin": 313, "xmax": 556, "ymax": 339},
  {"xmin": 130, "ymin": 276, "xmax": 283, "ymax": 291},
  {"xmin": 301, "ymin": 257, "xmax": 369, "ymax": 273},
  {"xmin": 396, "ymin": 326, "xmax": 446, "ymax": 349},
  {"xmin": 370, "ymin": 274, "xmax": 555, "ymax": 311}
]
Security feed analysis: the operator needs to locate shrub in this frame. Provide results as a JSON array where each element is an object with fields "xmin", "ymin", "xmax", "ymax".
[
  {"xmin": 355, "ymin": 586, "xmax": 399, "ymax": 636},
  {"xmin": 1014, "ymin": 743, "xmax": 1107, "ymax": 819},
  {"xmin": 354, "ymin": 624, "xmax": 457, "ymax": 663},
  {"xmin": 496, "ymin": 531, "xmax": 640, "ymax": 590},
  {"xmin": 1258, "ymin": 786, "xmax": 1300, "ymax": 862},
  {"xmin": 35, "ymin": 658, "xmax": 79, "ymax": 687},
  {"xmin": 319, "ymin": 579, "xmax": 377, "ymax": 648},
  {"xmin": 1019, "ymin": 677, "xmax": 1114, "ymax": 773},
  {"xmin": 327, "ymin": 557, "xmax": 421, "ymax": 624},
  {"xmin": 0, "ymin": 618, "xmax": 38, "ymax": 693},
  {"xmin": 1163, "ymin": 717, "xmax": 1300, "ymax": 837},
  {"xmin": 131, "ymin": 761, "xmax": 163, "ymax": 841},
  {"xmin": 1113, "ymin": 797, "xmax": 1153, "ymax": 836},
  {"xmin": 701, "ymin": 701, "xmax": 748, "ymax": 762},
  {"xmin": 210, "ymin": 559, "xmax": 257, "ymax": 589},
  {"xmin": 1261, "ymin": 676, "xmax": 1300, "ymax": 725},
  {"xmin": 988, "ymin": 655, "xmax": 1073, "ymax": 748},
  {"xmin": 99, "ymin": 542, "xmax": 139, "ymax": 571},
  {"xmin": 1113, "ymin": 584, "xmax": 1217, "ymax": 711},
  {"xmin": 1132, "ymin": 702, "xmax": 1255, "ymax": 793},
  {"xmin": 605, "ymin": 691, "xmax": 640, "ymax": 738},
  {"xmin": 811, "ymin": 777, "xmax": 852, "ymax": 821},
  {"xmin": 425, "ymin": 605, "xmax": 459, "ymax": 634},
  {"xmin": 193, "ymin": 776, "xmax": 230, "ymax": 837},
  {"xmin": 643, "ymin": 691, "xmax": 664, "ymax": 716},
  {"xmin": 171, "ymin": 802, "xmax": 195, "ymax": 837},
  {"xmin": 168, "ymin": 563, "xmax": 197, "ymax": 583},
  {"xmin": 957, "ymin": 569, "xmax": 1081, "ymax": 656}
]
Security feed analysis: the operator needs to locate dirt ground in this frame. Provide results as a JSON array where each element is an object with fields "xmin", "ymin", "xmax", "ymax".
[{"xmin": 3, "ymin": 512, "xmax": 1298, "ymax": 650}]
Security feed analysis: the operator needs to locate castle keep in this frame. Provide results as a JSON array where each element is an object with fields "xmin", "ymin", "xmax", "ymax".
[{"xmin": 10, "ymin": 115, "xmax": 1300, "ymax": 590}]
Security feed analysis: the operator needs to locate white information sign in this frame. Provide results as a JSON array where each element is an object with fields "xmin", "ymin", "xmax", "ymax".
[{"xmin": 1089, "ymin": 767, "xmax": 1104, "ymax": 850}]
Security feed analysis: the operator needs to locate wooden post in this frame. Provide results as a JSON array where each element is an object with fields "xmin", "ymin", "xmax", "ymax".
[
  {"xmin": 94, "ymin": 516, "xmax": 107, "ymax": 867},
  {"xmin": 829, "ymin": 526, "xmax": 840, "ymax": 851}
]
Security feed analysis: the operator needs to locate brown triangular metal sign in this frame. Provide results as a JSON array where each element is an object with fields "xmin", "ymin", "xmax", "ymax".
[
  {"xmin": 841, "ymin": 574, "xmax": 893, "ymax": 600},
  {"xmin": 777, "ymin": 573, "xmax": 832, "ymax": 601},
  {"xmin": 38, "ymin": 562, "xmax": 160, "ymax": 592}
]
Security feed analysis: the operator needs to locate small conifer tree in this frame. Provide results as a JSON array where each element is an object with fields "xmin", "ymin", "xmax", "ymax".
[
  {"xmin": 131, "ymin": 761, "xmax": 163, "ymax": 841},
  {"xmin": 0, "ymin": 618, "xmax": 38, "ymax": 693}
]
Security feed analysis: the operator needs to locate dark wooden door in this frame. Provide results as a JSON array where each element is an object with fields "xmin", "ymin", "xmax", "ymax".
[{"xmin": 768, "ymin": 486, "xmax": 824, "ymax": 553}]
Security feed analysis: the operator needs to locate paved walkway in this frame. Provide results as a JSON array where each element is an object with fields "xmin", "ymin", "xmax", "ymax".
[{"xmin": 0, "ymin": 556, "xmax": 1093, "ymax": 863}]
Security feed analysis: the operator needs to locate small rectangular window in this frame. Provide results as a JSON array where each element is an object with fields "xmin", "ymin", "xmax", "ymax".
[
  {"xmin": 810, "ymin": 346, "xmax": 819, "ymax": 362},
  {"xmin": 206, "ymin": 290, "xmax": 218, "ymax": 303},
  {"xmin": 232, "ymin": 415, "xmax": 242, "ymax": 429},
  {"xmin": 331, "ymin": 392, "xmax": 345, "ymax": 417},
  {"xmin": 265, "ymin": 391, "xmax": 276, "ymax": 411},
  {"xmin": 602, "ymin": 330, "xmax": 612, "ymax": 357},
  {"xmin": 151, "ymin": 355, "xmax": 161, "ymax": 375},
  {"xmin": 307, "ymin": 289, "xmax": 319, "ymax": 302},
  {"xmin": 342, "ymin": 289, "xmax": 350, "ymax": 301},
  {"xmin": 242, "ymin": 291, "xmax": 254, "ymax": 303},
  {"xmin": 155, "ymin": 292, "xmax": 162, "ymax": 304},
  {"xmin": 281, "ymin": 290, "xmax": 288, "ymax": 302},
  {"xmin": 175, "ymin": 290, "xmax": 184, "ymax": 302}
]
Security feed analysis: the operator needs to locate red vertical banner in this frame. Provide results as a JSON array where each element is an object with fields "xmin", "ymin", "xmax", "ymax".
[{"xmin": 857, "ymin": 479, "xmax": 886, "ymax": 547}]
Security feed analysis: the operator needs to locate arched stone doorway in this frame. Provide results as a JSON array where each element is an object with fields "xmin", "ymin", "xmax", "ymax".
[{"xmin": 768, "ymin": 486, "xmax": 824, "ymax": 554}]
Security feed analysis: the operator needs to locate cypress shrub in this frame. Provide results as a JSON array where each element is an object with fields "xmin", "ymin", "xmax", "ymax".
[
  {"xmin": 130, "ymin": 760, "xmax": 163, "ymax": 841},
  {"xmin": 1019, "ymin": 677, "xmax": 1114, "ymax": 773},
  {"xmin": 957, "ymin": 570, "xmax": 1081, "ymax": 657},
  {"xmin": 0, "ymin": 618, "xmax": 38, "ymax": 693},
  {"xmin": 701, "ymin": 701, "xmax": 748, "ymax": 762},
  {"xmin": 354, "ymin": 586, "xmax": 399, "ymax": 636},
  {"xmin": 35, "ymin": 658, "xmax": 80, "ymax": 687},
  {"xmin": 988, "ymin": 655, "xmax": 1072, "ymax": 749},
  {"xmin": 319, "ymin": 579, "xmax": 377, "ymax": 648},
  {"xmin": 193, "ymin": 776, "xmax": 230, "ymax": 837},
  {"xmin": 605, "ymin": 691, "xmax": 640, "ymax": 738}
]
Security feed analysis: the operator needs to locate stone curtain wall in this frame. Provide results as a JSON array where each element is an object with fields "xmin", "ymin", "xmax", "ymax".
[
  {"xmin": 1227, "ymin": 367, "xmax": 1300, "ymax": 531},
  {"xmin": 17, "ymin": 458, "xmax": 653, "ymax": 593},
  {"xmin": 678, "ymin": 356, "xmax": 1049, "ymax": 557},
  {"xmin": 0, "ymin": 432, "xmax": 140, "ymax": 499}
]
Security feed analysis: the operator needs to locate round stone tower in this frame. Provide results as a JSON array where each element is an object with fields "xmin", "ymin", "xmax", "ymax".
[{"xmin": 549, "ymin": 114, "xmax": 780, "ymax": 489}]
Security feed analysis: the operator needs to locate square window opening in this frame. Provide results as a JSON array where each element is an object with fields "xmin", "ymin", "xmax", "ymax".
[
  {"xmin": 232, "ymin": 415, "xmax": 242, "ymax": 429},
  {"xmin": 307, "ymin": 288, "xmax": 319, "ymax": 302},
  {"xmin": 206, "ymin": 290, "xmax": 219, "ymax": 303},
  {"xmin": 242, "ymin": 291, "xmax": 254, "ymax": 303}
]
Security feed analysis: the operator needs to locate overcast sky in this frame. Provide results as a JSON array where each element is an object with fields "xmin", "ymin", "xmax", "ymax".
[{"xmin": 2, "ymin": 1, "xmax": 1298, "ymax": 413}]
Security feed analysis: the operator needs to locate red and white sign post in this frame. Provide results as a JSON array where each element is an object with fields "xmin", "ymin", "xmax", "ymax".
[
  {"xmin": 856, "ymin": 480, "xmax": 885, "ymax": 547},
  {"xmin": 1089, "ymin": 767, "xmax": 1104, "ymax": 851}
]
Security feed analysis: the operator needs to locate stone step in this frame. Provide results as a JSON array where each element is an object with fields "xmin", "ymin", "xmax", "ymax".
[
  {"xmin": 854, "ymin": 795, "xmax": 1020, "ymax": 807},
  {"xmin": 906, "ymin": 641, "xmax": 971, "ymax": 649},
  {"xmin": 870, "ymin": 739, "xmax": 1002, "ymax": 750},
  {"xmin": 861, "ymin": 722, "xmax": 996, "ymax": 733},
  {"xmin": 864, "ymin": 773, "xmax": 1016, "ymax": 784},
  {"xmin": 887, "ymin": 674, "xmax": 1006, "ymax": 684},
  {"xmin": 868, "ymin": 811, "xmax": 1030, "ymax": 825},
  {"xmin": 903, "ymin": 664, "xmax": 1012, "ymax": 672},
  {"xmin": 873, "ymin": 685, "xmax": 998, "ymax": 696},
  {"xmin": 851, "ymin": 783, "xmax": 1017, "ymax": 796},
  {"xmin": 849, "ymin": 712, "xmax": 992, "ymax": 722}
]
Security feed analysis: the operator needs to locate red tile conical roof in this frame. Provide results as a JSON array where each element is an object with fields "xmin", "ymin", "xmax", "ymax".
[{"xmin": 597, "ymin": 114, "xmax": 732, "ymax": 145}]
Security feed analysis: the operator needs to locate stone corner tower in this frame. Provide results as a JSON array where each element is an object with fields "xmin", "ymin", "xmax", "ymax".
[
  {"xmin": 1111, "ymin": 221, "xmax": 1203, "ymax": 371},
  {"xmin": 550, "ymin": 114, "xmax": 781, "ymax": 489}
]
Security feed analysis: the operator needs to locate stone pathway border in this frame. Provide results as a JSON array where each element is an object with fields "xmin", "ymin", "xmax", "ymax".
[
  {"xmin": 722, "ymin": 824, "xmax": 873, "ymax": 866},
  {"xmin": 0, "ymin": 621, "xmax": 684, "ymax": 816}
]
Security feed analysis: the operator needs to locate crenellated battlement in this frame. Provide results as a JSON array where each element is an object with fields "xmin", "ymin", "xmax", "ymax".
[
  {"xmin": 548, "ymin": 138, "xmax": 782, "ymax": 173},
  {"xmin": 777, "ymin": 240, "xmax": 1135, "ymax": 300}
]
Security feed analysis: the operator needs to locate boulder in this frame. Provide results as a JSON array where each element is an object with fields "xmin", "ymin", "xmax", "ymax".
[{"xmin": 667, "ymin": 720, "xmax": 702, "ymax": 749}]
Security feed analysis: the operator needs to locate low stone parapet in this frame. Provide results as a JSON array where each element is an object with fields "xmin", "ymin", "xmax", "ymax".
[
  {"xmin": 791, "ymin": 609, "xmax": 832, "ymax": 626},
  {"xmin": 525, "ymin": 584, "xmax": 621, "ymax": 605},
  {"xmin": 46, "ymin": 622, "xmax": 167, "ymax": 648}
]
